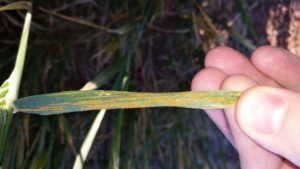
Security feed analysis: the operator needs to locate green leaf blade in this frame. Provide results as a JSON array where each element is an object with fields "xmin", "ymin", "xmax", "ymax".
[{"xmin": 13, "ymin": 90, "xmax": 241, "ymax": 115}]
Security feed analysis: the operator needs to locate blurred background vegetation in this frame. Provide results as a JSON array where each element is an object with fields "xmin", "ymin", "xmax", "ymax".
[{"xmin": 0, "ymin": 0, "xmax": 298, "ymax": 168}]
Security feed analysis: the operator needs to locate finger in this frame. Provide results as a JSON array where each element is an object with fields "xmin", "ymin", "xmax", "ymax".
[
  {"xmin": 251, "ymin": 46, "xmax": 300, "ymax": 91},
  {"xmin": 205, "ymin": 47, "xmax": 277, "ymax": 86},
  {"xmin": 191, "ymin": 67, "xmax": 233, "ymax": 143},
  {"xmin": 236, "ymin": 86, "xmax": 300, "ymax": 166},
  {"xmin": 222, "ymin": 75, "xmax": 282, "ymax": 169},
  {"xmin": 279, "ymin": 159, "xmax": 299, "ymax": 169}
]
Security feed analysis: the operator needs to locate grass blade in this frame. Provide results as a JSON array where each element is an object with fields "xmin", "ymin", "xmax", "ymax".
[
  {"xmin": 13, "ymin": 90, "xmax": 241, "ymax": 115},
  {"xmin": 38, "ymin": 7, "xmax": 125, "ymax": 34},
  {"xmin": 72, "ymin": 109, "xmax": 106, "ymax": 169},
  {"xmin": 0, "ymin": 1, "xmax": 31, "ymax": 11},
  {"xmin": 81, "ymin": 58, "xmax": 125, "ymax": 90},
  {"xmin": 230, "ymin": 30, "xmax": 256, "ymax": 51},
  {"xmin": 233, "ymin": 0, "xmax": 257, "ymax": 38},
  {"xmin": 109, "ymin": 110, "xmax": 123, "ymax": 169}
]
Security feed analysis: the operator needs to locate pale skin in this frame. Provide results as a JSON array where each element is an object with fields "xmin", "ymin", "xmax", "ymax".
[{"xmin": 191, "ymin": 46, "xmax": 300, "ymax": 169}]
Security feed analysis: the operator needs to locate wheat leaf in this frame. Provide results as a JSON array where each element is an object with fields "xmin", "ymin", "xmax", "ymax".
[{"xmin": 13, "ymin": 90, "xmax": 241, "ymax": 115}]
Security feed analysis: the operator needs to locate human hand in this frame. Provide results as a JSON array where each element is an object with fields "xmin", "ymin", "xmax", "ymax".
[{"xmin": 191, "ymin": 46, "xmax": 300, "ymax": 169}]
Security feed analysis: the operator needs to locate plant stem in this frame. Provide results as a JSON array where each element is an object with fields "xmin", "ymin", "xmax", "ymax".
[
  {"xmin": 72, "ymin": 109, "xmax": 106, "ymax": 169},
  {"xmin": 0, "ymin": 3, "xmax": 32, "ymax": 165},
  {"xmin": 7, "ymin": 9, "xmax": 32, "ymax": 110}
]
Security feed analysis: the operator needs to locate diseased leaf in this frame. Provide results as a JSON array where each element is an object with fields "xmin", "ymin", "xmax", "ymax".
[{"xmin": 13, "ymin": 90, "xmax": 241, "ymax": 115}]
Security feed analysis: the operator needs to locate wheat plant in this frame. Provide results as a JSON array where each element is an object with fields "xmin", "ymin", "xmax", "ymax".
[{"xmin": 0, "ymin": 0, "xmax": 259, "ymax": 168}]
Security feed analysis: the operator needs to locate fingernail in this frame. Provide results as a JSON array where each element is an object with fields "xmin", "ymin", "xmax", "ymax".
[{"xmin": 239, "ymin": 91, "xmax": 288, "ymax": 134}]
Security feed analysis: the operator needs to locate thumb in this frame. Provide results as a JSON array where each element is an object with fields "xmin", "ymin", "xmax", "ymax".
[{"xmin": 236, "ymin": 86, "xmax": 300, "ymax": 166}]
